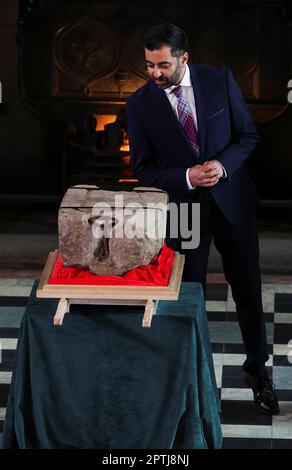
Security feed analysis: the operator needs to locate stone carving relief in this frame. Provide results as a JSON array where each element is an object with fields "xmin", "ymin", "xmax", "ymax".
[{"xmin": 54, "ymin": 15, "xmax": 120, "ymax": 85}]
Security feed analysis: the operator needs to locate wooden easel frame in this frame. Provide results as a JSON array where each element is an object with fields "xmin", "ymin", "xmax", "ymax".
[{"xmin": 37, "ymin": 250, "xmax": 185, "ymax": 327}]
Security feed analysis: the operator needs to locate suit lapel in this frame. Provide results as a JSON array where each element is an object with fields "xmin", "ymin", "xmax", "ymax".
[
  {"xmin": 147, "ymin": 80, "xmax": 201, "ymax": 158},
  {"xmin": 189, "ymin": 64, "xmax": 207, "ymax": 160},
  {"xmin": 146, "ymin": 70, "xmax": 208, "ymax": 161},
  {"xmin": 148, "ymin": 80, "xmax": 184, "ymax": 130}
]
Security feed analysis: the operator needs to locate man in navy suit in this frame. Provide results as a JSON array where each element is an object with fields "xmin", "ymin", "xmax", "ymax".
[{"xmin": 126, "ymin": 23, "xmax": 279, "ymax": 414}]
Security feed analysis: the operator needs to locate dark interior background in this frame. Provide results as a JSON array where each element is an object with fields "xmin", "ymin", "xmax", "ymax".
[{"xmin": 0, "ymin": 0, "xmax": 291, "ymax": 221}]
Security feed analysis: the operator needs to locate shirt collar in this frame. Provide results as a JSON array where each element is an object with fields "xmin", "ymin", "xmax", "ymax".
[{"xmin": 164, "ymin": 64, "xmax": 192, "ymax": 94}]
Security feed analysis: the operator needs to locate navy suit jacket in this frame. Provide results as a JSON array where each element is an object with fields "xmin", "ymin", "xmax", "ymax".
[{"xmin": 126, "ymin": 64, "xmax": 260, "ymax": 225}]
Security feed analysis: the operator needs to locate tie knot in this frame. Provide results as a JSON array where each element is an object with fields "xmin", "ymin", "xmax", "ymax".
[{"xmin": 171, "ymin": 85, "xmax": 183, "ymax": 98}]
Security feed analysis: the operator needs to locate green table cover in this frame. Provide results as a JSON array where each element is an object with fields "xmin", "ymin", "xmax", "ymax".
[{"xmin": 3, "ymin": 281, "xmax": 222, "ymax": 449}]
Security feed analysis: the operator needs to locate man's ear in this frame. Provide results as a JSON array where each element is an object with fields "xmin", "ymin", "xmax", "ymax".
[{"xmin": 181, "ymin": 52, "xmax": 189, "ymax": 64}]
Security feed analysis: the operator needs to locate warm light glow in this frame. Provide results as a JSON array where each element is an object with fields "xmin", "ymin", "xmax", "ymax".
[
  {"xmin": 94, "ymin": 114, "xmax": 116, "ymax": 131},
  {"xmin": 122, "ymin": 155, "xmax": 131, "ymax": 165},
  {"xmin": 94, "ymin": 113, "xmax": 130, "ymax": 152},
  {"xmin": 118, "ymin": 179, "xmax": 139, "ymax": 182},
  {"xmin": 120, "ymin": 144, "xmax": 130, "ymax": 151},
  {"xmin": 120, "ymin": 137, "xmax": 130, "ymax": 152}
]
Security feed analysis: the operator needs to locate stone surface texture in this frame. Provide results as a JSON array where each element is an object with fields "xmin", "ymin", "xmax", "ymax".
[{"xmin": 58, "ymin": 185, "xmax": 168, "ymax": 275}]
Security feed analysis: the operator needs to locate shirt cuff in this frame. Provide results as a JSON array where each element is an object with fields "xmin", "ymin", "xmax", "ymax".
[
  {"xmin": 186, "ymin": 168, "xmax": 196, "ymax": 190},
  {"xmin": 219, "ymin": 162, "xmax": 227, "ymax": 178}
]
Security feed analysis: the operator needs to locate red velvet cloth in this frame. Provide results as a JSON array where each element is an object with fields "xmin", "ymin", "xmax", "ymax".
[{"xmin": 48, "ymin": 244, "xmax": 175, "ymax": 286}]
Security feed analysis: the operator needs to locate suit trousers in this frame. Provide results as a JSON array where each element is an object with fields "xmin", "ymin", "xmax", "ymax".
[{"xmin": 166, "ymin": 188, "xmax": 269, "ymax": 376}]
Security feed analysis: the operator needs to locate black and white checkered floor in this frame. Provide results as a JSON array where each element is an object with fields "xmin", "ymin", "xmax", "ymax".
[{"xmin": 0, "ymin": 279, "xmax": 292, "ymax": 449}]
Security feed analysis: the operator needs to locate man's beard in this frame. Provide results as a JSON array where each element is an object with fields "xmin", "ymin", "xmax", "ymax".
[{"xmin": 153, "ymin": 63, "xmax": 183, "ymax": 89}]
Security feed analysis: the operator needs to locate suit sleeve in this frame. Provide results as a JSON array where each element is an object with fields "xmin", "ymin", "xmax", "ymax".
[
  {"xmin": 214, "ymin": 68, "xmax": 260, "ymax": 178},
  {"xmin": 126, "ymin": 99, "xmax": 189, "ymax": 194}
]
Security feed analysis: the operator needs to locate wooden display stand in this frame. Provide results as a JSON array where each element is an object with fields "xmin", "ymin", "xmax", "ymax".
[{"xmin": 37, "ymin": 250, "xmax": 185, "ymax": 328}]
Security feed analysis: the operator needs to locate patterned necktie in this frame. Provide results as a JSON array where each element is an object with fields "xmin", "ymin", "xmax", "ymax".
[{"xmin": 172, "ymin": 86, "xmax": 199, "ymax": 156}]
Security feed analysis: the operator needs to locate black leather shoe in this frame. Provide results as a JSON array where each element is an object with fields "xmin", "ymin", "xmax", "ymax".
[{"xmin": 244, "ymin": 371, "xmax": 280, "ymax": 415}]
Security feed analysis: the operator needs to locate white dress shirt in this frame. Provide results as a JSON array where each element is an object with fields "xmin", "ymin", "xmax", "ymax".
[
  {"xmin": 164, "ymin": 65, "xmax": 198, "ymax": 190},
  {"xmin": 163, "ymin": 64, "xmax": 226, "ymax": 189}
]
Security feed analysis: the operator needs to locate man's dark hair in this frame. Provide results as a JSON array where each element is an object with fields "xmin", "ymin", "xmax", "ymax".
[{"xmin": 143, "ymin": 23, "xmax": 188, "ymax": 57}]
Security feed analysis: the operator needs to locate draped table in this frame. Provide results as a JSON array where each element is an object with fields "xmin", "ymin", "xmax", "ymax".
[{"xmin": 3, "ymin": 281, "xmax": 222, "ymax": 449}]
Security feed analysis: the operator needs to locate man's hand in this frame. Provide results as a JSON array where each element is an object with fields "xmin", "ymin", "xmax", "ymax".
[
  {"xmin": 203, "ymin": 160, "xmax": 224, "ymax": 178},
  {"xmin": 188, "ymin": 160, "xmax": 224, "ymax": 187}
]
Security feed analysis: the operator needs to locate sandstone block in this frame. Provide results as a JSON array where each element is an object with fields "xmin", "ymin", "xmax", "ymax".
[{"xmin": 58, "ymin": 185, "xmax": 168, "ymax": 275}]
